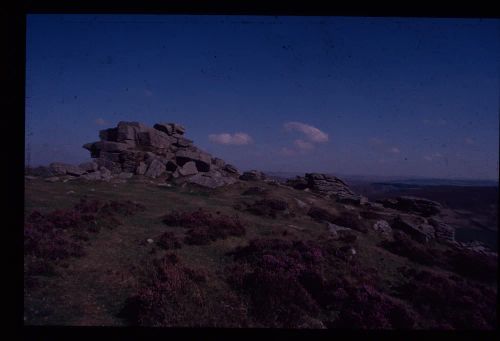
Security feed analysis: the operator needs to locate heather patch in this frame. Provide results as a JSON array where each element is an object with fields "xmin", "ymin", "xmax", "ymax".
[
  {"xmin": 395, "ymin": 268, "xmax": 497, "ymax": 329},
  {"xmin": 162, "ymin": 209, "xmax": 245, "ymax": 245}
]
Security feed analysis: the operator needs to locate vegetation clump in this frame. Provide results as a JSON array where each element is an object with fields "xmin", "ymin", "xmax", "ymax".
[{"xmin": 162, "ymin": 209, "xmax": 245, "ymax": 245}]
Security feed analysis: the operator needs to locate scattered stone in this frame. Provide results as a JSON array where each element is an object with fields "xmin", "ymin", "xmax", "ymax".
[
  {"xmin": 136, "ymin": 161, "xmax": 147, "ymax": 175},
  {"xmin": 79, "ymin": 161, "xmax": 99, "ymax": 172},
  {"xmin": 185, "ymin": 172, "xmax": 237, "ymax": 188},
  {"xmin": 66, "ymin": 190, "xmax": 76, "ymax": 194},
  {"xmin": 25, "ymin": 175, "xmax": 38, "ymax": 180},
  {"xmin": 146, "ymin": 239, "xmax": 154, "ymax": 244},
  {"xmin": 82, "ymin": 171, "xmax": 101, "ymax": 180},
  {"xmin": 240, "ymin": 170, "xmax": 266, "ymax": 181},
  {"xmin": 373, "ymin": 220, "xmax": 392, "ymax": 236},
  {"xmin": 118, "ymin": 172, "xmax": 134, "ymax": 179},
  {"xmin": 294, "ymin": 198, "xmax": 308, "ymax": 209},
  {"xmin": 376, "ymin": 196, "xmax": 442, "ymax": 217},
  {"xmin": 44, "ymin": 177, "xmax": 59, "ymax": 183},
  {"xmin": 49, "ymin": 162, "xmax": 85, "ymax": 176},
  {"xmin": 392, "ymin": 215, "xmax": 435, "ymax": 243},
  {"xmin": 428, "ymin": 217, "xmax": 455, "ymax": 243}
]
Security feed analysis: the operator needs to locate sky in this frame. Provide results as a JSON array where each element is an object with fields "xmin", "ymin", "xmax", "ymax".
[{"xmin": 25, "ymin": 15, "xmax": 499, "ymax": 180}]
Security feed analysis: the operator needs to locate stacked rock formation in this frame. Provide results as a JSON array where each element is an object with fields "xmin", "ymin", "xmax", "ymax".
[
  {"xmin": 77, "ymin": 121, "xmax": 240, "ymax": 186},
  {"xmin": 286, "ymin": 173, "xmax": 367, "ymax": 205}
]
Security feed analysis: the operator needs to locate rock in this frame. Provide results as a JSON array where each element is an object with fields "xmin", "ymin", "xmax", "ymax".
[
  {"xmin": 240, "ymin": 170, "xmax": 266, "ymax": 181},
  {"xmin": 174, "ymin": 136, "xmax": 193, "ymax": 148},
  {"xmin": 83, "ymin": 121, "xmax": 237, "ymax": 184},
  {"xmin": 165, "ymin": 160, "xmax": 178, "ymax": 172},
  {"xmin": 286, "ymin": 176, "xmax": 309, "ymax": 190},
  {"xmin": 145, "ymin": 159, "xmax": 166, "ymax": 178},
  {"xmin": 99, "ymin": 167, "xmax": 112, "ymax": 178},
  {"xmin": 25, "ymin": 175, "xmax": 38, "ymax": 180},
  {"xmin": 176, "ymin": 149, "xmax": 211, "ymax": 172},
  {"xmin": 327, "ymin": 222, "xmax": 352, "ymax": 233},
  {"xmin": 26, "ymin": 166, "xmax": 55, "ymax": 177},
  {"xmin": 373, "ymin": 220, "xmax": 392, "ymax": 235},
  {"xmin": 99, "ymin": 127, "xmax": 118, "ymax": 141},
  {"xmin": 185, "ymin": 172, "xmax": 237, "ymax": 188},
  {"xmin": 376, "ymin": 196, "xmax": 442, "ymax": 217},
  {"xmin": 137, "ymin": 129, "xmax": 175, "ymax": 149},
  {"xmin": 136, "ymin": 161, "xmax": 147, "ymax": 175},
  {"xmin": 153, "ymin": 123, "xmax": 174, "ymax": 135},
  {"xmin": 428, "ymin": 217, "xmax": 455, "ymax": 243},
  {"xmin": 93, "ymin": 141, "xmax": 131, "ymax": 153},
  {"xmin": 223, "ymin": 164, "xmax": 239, "ymax": 175},
  {"xmin": 45, "ymin": 176, "xmax": 60, "ymax": 182},
  {"xmin": 294, "ymin": 198, "xmax": 308, "ymax": 209},
  {"xmin": 118, "ymin": 172, "xmax": 134, "ymax": 179},
  {"xmin": 79, "ymin": 161, "xmax": 98, "ymax": 173},
  {"xmin": 82, "ymin": 171, "xmax": 102, "ymax": 180},
  {"xmin": 178, "ymin": 161, "xmax": 198, "ymax": 177},
  {"xmin": 392, "ymin": 215, "xmax": 435, "ymax": 243},
  {"xmin": 49, "ymin": 162, "xmax": 85, "ymax": 176},
  {"xmin": 212, "ymin": 157, "xmax": 226, "ymax": 168}
]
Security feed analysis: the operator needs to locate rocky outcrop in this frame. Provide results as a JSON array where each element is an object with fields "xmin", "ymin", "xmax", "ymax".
[
  {"xmin": 392, "ymin": 215, "xmax": 436, "ymax": 243},
  {"xmin": 286, "ymin": 173, "xmax": 367, "ymax": 205},
  {"xmin": 80, "ymin": 121, "xmax": 240, "ymax": 187},
  {"xmin": 240, "ymin": 170, "xmax": 266, "ymax": 181},
  {"xmin": 428, "ymin": 217, "xmax": 455, "ymax": 243},
  {"xmin": 376, "ymin": 196, "xmax": 442, "ymax": 217}
]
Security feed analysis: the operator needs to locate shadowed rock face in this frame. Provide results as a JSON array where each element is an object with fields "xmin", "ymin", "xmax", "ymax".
[
  {"xmin": 376, "ymin": 196, "xmax": 442, "ymax": 217},
  {"xmin": 79, "ymin": 121, "xmax": 240, "ymax": 187},
  {"xmin": 286, "ymin": 173, "xmax": 367, "ymax": 205}
]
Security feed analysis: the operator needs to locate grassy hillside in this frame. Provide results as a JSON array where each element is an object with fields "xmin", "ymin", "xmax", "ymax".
[{"xmin": 24, "ymin": 177, "xmax": 497, "ymax": 328}]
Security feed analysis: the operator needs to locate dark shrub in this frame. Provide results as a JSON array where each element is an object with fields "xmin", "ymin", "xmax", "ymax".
[
  {"xmin": 120, "ymin": 253, "xmax": 247, "ymax": 327},
  {"xmin": 446, "ymin": 248, "xmax": 497, "ymax": 283},
  {"xmin": 379, "ymin": 230, "xmax": 439, "ymax": 266},
  {"xmin": 226, "ymin": 239, "xmax": 326, "ymax": 327},
  {"xmin": 156, "ymin": 231, "xmax": 182, "ymax": 250},
  {"xmin": 395, "ymin": 268, "xmax": 496, "ymax": 329},
  {"xmin": 338, "ymin": 230, "xmax": 358, "ymax": 243},
  {"xmin": 162, "ymin": 209, "xmax": 245, "ymax": 245},
  {"xmin": 328, "ymin": 283, "xmax": 417, "ymax": 329},
  {"xmin": 332, "ymin": 213, "xmax": 368, "ymax": 233},
  {"xmin": 242, "ymin": 187, "xmax": 269, "ymax": 196},
  {"xmin": 307, "ymin": 206, "xmax": 336, "ymax": 222},
  {"xmin": 246, "ymin": 199, "xmax": 288, "ymax": 218}
]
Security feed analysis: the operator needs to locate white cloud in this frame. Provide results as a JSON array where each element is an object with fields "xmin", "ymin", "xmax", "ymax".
[
  {"xmin": 95, "ymin": 118, "xmax": 107, "ymax": 126},
  {"xmin": 294, "ymin": 139, "xmax": 314, "ymax": 151},
  {"xmin": 284, "ymin": 121, "xmax": 329, "ymax": 143},
  {"xmin": 423, "ymin": 155, "xmax": 433, "ymax": 161},
  {"xmin": 208, "ymin": 132, "xmax": 253, "ymax": 145},
  {"xmin": 389, "ymin": 147, "xmax": 400, "ymax": 154},
  {"xmin": 144, "ymin": 89, "xmax": 153, "ymax": 97}
]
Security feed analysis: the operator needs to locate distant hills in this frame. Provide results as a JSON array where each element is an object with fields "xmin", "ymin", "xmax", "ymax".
[{"xmin": 264, "ymin": 171, "xmax": 498, "ymax": 187}]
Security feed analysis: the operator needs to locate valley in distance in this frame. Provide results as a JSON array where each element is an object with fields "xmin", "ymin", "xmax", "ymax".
[{"xmin": 24, "ymin": 121, "xmax": 498, "ymax": 329}]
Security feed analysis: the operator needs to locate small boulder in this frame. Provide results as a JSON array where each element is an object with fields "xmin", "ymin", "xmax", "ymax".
[
  {"xmin": 118, "ymin": 172, "xmax": 134, "ymax": 179},
  {"xmin": 145, "ymin": 159, "xmax": 166, "ymax": 178},
  {"xmin": 178, "ymin": 161, "xmax": 198, "ymax": 177},
  {"xmin": 239, "ymin": 170, "xmax": 266, "ymax": 181},
  {"xmin": 136, "ymin": 161, "xmax": 147, "ymax": 175},
  {"xmin": 49, "ymin": 162, "xmax": 85, "ymax": 176},
  {"xmin": 82, "ymin": 171, "xmax": 102, "ymax": 180},
  {"xmin": 79, "ymin": 161, "xmax": 99, "ymax": 173}
]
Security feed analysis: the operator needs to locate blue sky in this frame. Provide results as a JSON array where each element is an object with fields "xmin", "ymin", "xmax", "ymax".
[{"xmin": 26, "ymin": 15, "xmax": 499, "ymax": 179}]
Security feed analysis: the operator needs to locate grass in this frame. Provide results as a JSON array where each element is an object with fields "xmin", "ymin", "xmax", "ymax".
[{"xmin": 24, "ymin": 177, "xmax": 497, "ymax": 328}]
